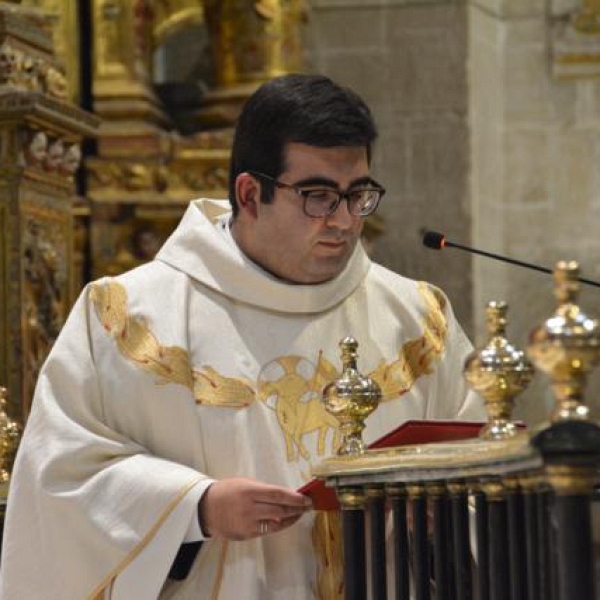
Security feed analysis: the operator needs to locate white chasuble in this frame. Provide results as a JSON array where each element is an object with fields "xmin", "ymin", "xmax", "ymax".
[{"xmin": 0, "ymin": 199, "xmax": 485, "ymax": 600}]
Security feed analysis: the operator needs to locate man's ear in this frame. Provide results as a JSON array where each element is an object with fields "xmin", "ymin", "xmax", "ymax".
[{"xmin": 235, "ymin": 173, "xmax": 260, "ymax": 220}]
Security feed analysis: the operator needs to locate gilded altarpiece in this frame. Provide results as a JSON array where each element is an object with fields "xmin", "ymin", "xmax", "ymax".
[
  {"xmin": 0, "ymin": 5, "xmax": 97, "ymax": 422},
  {"xmin": 86, "ymin": 0, "xmax": 306, "ymax": 278},
  {"xmin": 0, "ymin": 0, "xmax": 307, "ymax": 418}
]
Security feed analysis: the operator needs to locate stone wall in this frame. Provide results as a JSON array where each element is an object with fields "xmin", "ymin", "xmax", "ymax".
[
  {"xmin": 308, "ymin": 0, "xmax": 474, "ymax": 337},
  {"xmin": 469, "ymin": 0, "xmax": 600, "ymax": 425}
]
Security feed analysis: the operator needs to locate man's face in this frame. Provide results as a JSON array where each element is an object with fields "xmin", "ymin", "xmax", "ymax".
[{"xmin": 240, "ymin": 143, "xmax": 369, "ymax": 284}]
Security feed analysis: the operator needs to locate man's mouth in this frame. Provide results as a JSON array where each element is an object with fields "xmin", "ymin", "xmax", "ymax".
[
  {"xmin": 319, "ymin": 240, "xmax": 345, "ymax": 247},
  {"xmin": 315, "ymin": 239, "xmax": 349, "ymax": 255}
]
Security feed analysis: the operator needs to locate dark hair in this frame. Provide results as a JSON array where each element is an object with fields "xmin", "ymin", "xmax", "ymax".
[{"xmin": 228, "ymin": 73, "xmax": 378, "ymax": 216}]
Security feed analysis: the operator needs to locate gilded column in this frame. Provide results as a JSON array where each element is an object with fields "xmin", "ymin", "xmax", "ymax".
[{"xmin": 0, "ymin": 4, "xmax": 98, "ymax": 422}]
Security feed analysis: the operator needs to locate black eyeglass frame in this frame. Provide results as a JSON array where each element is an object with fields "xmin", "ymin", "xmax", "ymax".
[{"xmin": 248, "ymin": 170, "xmax": 386, "ymax": 218}]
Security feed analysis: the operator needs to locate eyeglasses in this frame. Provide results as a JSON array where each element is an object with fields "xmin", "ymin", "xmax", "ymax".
[{"xmin": 249, "ymin": 171, "xmax": 385, "ymax": 218}]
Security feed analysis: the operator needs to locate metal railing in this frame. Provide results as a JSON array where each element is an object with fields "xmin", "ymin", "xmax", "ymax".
[{"xmin": 313, "ymin": 261, "xmax": 600, "ymax": 600}]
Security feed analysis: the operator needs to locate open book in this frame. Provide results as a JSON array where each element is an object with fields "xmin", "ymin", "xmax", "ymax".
[{"xmin": 299, "ymin": 420, "xmax": 486, "ymax": 510}]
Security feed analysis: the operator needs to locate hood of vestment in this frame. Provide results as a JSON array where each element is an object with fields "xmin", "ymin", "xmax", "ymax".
[{"xmin": 155, "ymin": 198, "xmax": 371, "ymax": 313}]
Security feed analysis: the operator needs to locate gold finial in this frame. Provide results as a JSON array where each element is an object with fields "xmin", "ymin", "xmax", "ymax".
[
  {"xmin": 573, "ymin": 0, "xmax": 600, "ymax": 34},
  {"xmin": 527, "ymin": 261, "xmax": 600, "ymax": 421},
  {"xmin": 464, "ymin": 301, "xmax": 534, "ymax": 440},
  {"xmin": 0, "ymin": 387, "xmax": 21, "ymax": 484},
  {"xmin": 321, "ymin": 337, "xmax": 382, "ymax": 456}
]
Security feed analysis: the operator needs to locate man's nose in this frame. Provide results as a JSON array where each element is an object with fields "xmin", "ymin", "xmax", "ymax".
[{"xmin": 325, "ymin": 197, "xmax": 356, "ymax": 229}]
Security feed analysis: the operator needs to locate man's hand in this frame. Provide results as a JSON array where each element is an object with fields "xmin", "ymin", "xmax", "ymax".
[{"xmin": 199, "ymin": 478, "xmax": 313, "ymax": 541}]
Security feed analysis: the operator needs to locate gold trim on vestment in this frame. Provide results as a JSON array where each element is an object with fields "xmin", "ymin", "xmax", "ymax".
[
  {"xmin": 86, "ymin": 476, "xmax": 204, "ymax": 600},
  {"xmin": 211, "ymin": 540, "xmax": 230, "ymax": 600},
  {"xmin": 312, "ymin": 511, "xmax": 344, "ymax": 600}
]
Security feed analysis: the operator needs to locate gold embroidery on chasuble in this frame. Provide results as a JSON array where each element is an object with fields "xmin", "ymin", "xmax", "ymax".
[
  {"xmin": 368, "ymin": 282, "xmax": 448, "ymax": 401},
  {"xmin": 89, "ymin": 280, "xmax": 448, "ymax": 465},
  {"xmin": 193, "ymin": 366, "xmax": 256, "ymax": 408},
  {"xmin": 89, "ymin": 282, "xmax": 194, "ymax": 389},
  {"xmin": 90, "ymin": 281, "xmax": 255, "ymax": 404},
  {"xmin": 257, "ymin": 356, "xmax": 340, "ymax": 462}
]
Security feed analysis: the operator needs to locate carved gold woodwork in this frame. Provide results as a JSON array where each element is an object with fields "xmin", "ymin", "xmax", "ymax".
[
  {"xmin": 88, "ymin": 203, "xmax": 178, "ymax": 279},
  {"xmin": 204, "ymin": 0, "xmax": 306, "ymax": 87},
  {"xmin": 198, "ymin": 0, "xmax": 307, "ymax": 127},
  {"xmin": 0, "ymin": 4, "xmax": 98, "ymax": 423},
  {"xmin": 72, "ymin": 196, "xmax": 89, "ymax": 297},
  {"xmin": 92, "ymin": 0, "xmax": 167, "ymax": 152},
  {"xmin": 552, "ymin": 0, "xmax": 600, "ymax": 79},
  {"xmin": 0, "ymin": 386, "xmax": 21, "ymax": 485},
  {"xmin": 86, "ymin": 128, "xmax": 231, "ymax": 277},
  {"xmin": 573, "ymin": 0, "xmax": 600, "ymax": 34},
  {"xmin": 20, "ymin": 0, "xmax": 80, "ymax": 102},
  {"xmin": 0, "ymin": 5, "xmax": 67, "ymax": 99},
  {"xmin": 153, "ymin": 0, "xmax": 204, "ymax": 47},
  {"xmin": 86, "ymin": 131, "xmax": 232, "ymax": 203}
]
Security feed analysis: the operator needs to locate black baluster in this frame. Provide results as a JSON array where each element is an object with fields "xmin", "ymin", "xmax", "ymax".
[
  {"xmin": 449, "ymin": 481, "xmax": 472, "ymax": 600},
  {"xmin": 408, "ymin": 483, "xmax": 430, "ymax": 600},
  {"xmin": 548, "ymin": 490, "xmax": 559, "ymax": 600},
  {"xmin": 473, "ymin": 485, "xmax": 489, "ymax": 600},
  {"xmin": 537, "ymin": 486, "xmax": 552, "ymax": 600},
  {"xmin": 553, "ymin": 490, "xmax": 595, "ymax": 600},
  {"xmin": 429, "ymin": 483, "xmax": 451, "ymax": 600},
  {"xmin": 506, "ymin": 477, "xmax": 526, "ymax": 600},
  {"xmin": 367, "ymin": 485, "xmax": 387, "ymax": 600},
  {"xmin": 445, "ymin": 489, "xmax": 456, "ymax": 600},
  {"xmin": 485, "ymin": 480, "xmax": 509, "ymax": 600},
  {"xmin": 521, "ymin": 474, "xmax": 541, "ymax": 600},
  {"xmin": 388, "ymin": 484, "xmax": 410, "ymax": 600},
  {"xmin": 339, "ymin": 486, "xmax": 367, "ymax": 600}
]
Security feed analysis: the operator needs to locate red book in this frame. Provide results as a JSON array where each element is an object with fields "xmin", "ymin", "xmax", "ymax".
[{"xmin": 299, "ymin": 420, "xmax": 486, "ymax": 510}]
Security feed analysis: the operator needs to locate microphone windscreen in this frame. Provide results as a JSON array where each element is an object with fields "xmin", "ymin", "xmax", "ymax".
[{"xmin": 423, "ymin": 231, "xmax": 445, "ymax": 249}]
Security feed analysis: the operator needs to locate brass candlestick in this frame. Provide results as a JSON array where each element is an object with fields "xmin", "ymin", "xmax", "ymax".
[
  {"xmin": 464, "ymin": 301, "xmax": 534, "ymax": 440},
  {"xmin": 322, "ymin": 337, "xmax": 382, "ymax": 456},
  {"xmin": 0, "ymin": 387, "xmax": 21, "ymax": 483},
  {"xmin": 527, "ymin": 261, "xmax": 600, "ymax": 421}
]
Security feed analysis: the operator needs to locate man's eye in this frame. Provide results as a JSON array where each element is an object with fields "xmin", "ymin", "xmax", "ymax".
[
  {"xmin": 306, "ymin": 190, "xmax": 336, "ymax": 202},
  {"xmin": 348, "ymin": 189, "xmax": 369, "ymax": 201}
]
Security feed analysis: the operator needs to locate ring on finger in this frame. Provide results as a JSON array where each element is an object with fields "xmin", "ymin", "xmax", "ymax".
[{"xmin": 259, "ymin": 520, "xmax": 269, "ymax": 536}]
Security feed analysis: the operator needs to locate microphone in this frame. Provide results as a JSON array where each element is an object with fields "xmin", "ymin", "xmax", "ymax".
[{"xmin": 422, "ymin": 230, "xmax": 600, "ymax": 289}]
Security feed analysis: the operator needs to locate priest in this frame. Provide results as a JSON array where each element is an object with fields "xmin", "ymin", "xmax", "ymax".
[{"xmin": 0, "ymin": 74, "xmax": 485, "ymax": 599}]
